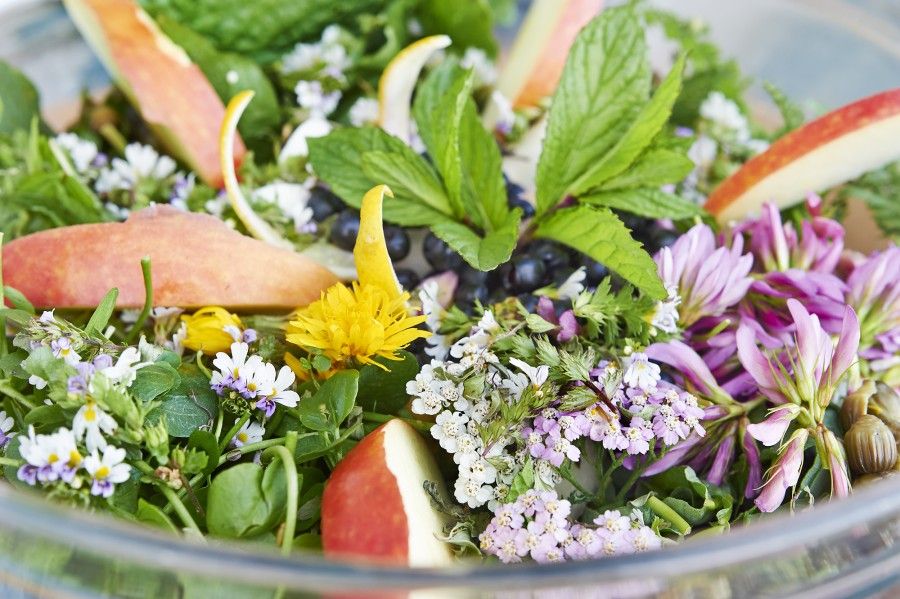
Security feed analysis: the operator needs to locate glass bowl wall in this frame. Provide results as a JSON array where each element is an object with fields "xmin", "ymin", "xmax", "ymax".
[{"xmin": 1, "ymin": 1, "xmax": 900, "ymax": 597}]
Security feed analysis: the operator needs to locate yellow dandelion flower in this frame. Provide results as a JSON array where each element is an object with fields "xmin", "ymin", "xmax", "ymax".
[
  {"xmin": 286, "ymin": 282, "xmax": 429, "ymax": 369},
  {"xmin": 181, "ymin": 306, "xmax": 243, "ymax": 354}
]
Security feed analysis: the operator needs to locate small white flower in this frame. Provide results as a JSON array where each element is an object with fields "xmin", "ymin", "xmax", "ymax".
[
  {"xmin": 51, "ymin": 336, "xmax": 81, "ymax": 366},
  {"xmin": 84, "ymin": 445, "xmax": 131, "ymax": 498},
  {"xmin": 476, "ymin": 310, "xmax": 500, "ymax": 335},
  {"xmin": 454, "ymin": 475, "xmax": 494, "ymax": 508},
  {"xmin": 410, "ymin": 388, "xmax": 444, "ymax": 416},
  {"xmin": 348, "ymin": 97, "xmax": 380, "ymax": 127},
  {"xmin": 431, "ymin": 410, "xmax": 469, "ymax": 453},
  {"xmin": 460, "ymin": 47, "xmax": 497, "ymax": 87},
  {"xmin": 651, "ymin": 287, "xmax": 681, "ymax": 334},
  {"xmin": 211, "ymin": 342, "xmax": 265, "ymax": 388},
  {"xmin": 55, "ymin": 133, "xmax": 98, "ymax": 173},
  {"xmin": 253, "ymin": 181, "xmax": 314, "ymax": 231},
  {"xmin": 39, "ymin": 310, "xmax": 55, "ymax": 323},
  {"xmin": 489, "ymin": 90, "xmax": 516, "ymax": 135},
  {"xmin": 459, "ymin": 456, "xmax": 497, "ymax": 485},
  {"xmin": 99, "ymin": 347, "xmax": 146, "ymax": 387},
  {"xmin": 232, "ymin": 420, "xmax": 265, "ymax": 448},
  {"xmin": 700, "ymin": 91, "xmax": 750, "ymax": 139},
  {"xmin": 556, "ymin": 267, "xmax": 587, "ymax": 301},
  {"xmin": 256, "ymin": 364, "xmax": 300, "ymax": 409},
  {"xmin": 73, "ymin": 400, "xmax": 117, "ymax": 452},
  {"xmin": 28, "ymin": 375, "xmax": 48, "ymax": 390},
  {"xmin": 508, "ymin": 358, "xmax": 549, "ymax": 392},
  {"xmin": 687, "ymin": 135, "xmax": 718, "ymax": 169},
  {"xmin": 19, "ymin": 427, "xmax": 83, "ymax": 484},
  {"xmin": 99, "ymin": 143, "xmax": 177, "ymax": 193},
  {"xmin": 623, "ymin": 352, "xmax": 661, "ymax": 391},
  {"xmin": 452, "ymin": 434, "xmax": 481, "ymax": 464},
  {"xmin": 295, "ymin": 80, "xmax": 341, "ymax": 117}
]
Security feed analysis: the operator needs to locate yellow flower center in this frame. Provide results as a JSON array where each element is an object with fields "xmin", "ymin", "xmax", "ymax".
[
  {"xmin": 48, "ymin": 453, "xmax": 59, "ymax": 464},
  {"xmin": 69, "ymin": 450, "xmax": 82, "ymax": 467},
  {"xmin": 84, "ymin": 405, "xmax": 97, "ymax": 423},
  {"xmin": 237, "ymin": 432, "xmax": 248, "ymax": 443},
  {"xmin": 95, "ymin": 465, "xmax": 110, "ymax": 480}
]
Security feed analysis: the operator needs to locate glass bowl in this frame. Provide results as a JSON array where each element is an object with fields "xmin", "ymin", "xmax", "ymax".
[{"xmin": 1, "ymin": 1, "xmax": 900, "ymax": 597}]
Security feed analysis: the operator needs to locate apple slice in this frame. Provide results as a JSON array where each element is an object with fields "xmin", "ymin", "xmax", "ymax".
[
  {"xmin": 486, "ymin": 0, "xmax": 602, "ymax": 121},
  {"xmin": 321, "ymin": 419, "xmax": 453, "ymax": 566},
  {"xmin": 705, "ymin": 88, "xmax": 900, "ymax": 223},
  {"xmin": 378, "ymin": 35, "xmax": 452, "ymax": 143},
  {"xmin": 2, "ymin": 206, "xmax": 338, "ymax": 310},
  {"xmin": 62, "ymin": 0, "xmax": 243, "ymax": 187}
]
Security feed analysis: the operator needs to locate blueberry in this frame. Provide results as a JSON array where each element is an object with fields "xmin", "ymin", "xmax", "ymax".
[
  {"xmin": 527, "ymin": 240, "xmax": 571, "ymax": 271},
  {"xmin": 308, "ymin": 187, "xmax": 343, "ymax": 222},
  {"xmin": 504, "ymin": 173, "xmax": 525, "ymax": 201},
  {"xmin": 579, "ymin": 256, "xmax": 609, "ymax": 286},
  {"xmin": 650, "ymin": 228, "xmax": 680, "ymax": 253},
  {"xmin": 329, "ymin": 210, "xmax": 360, "ymax": 251},
  {"xmin": 456, "ymin": 283, "xmax": 490, "ymax": 312},
  {"xmin": 518, "ymin": 293, "xmax": 540, "ymax": 312},
  {"xmin": 395, "ymin": 268, "xmax": 420, "ymax": 290},
  {"xmin": 504, "ymin": 255, "xmax": 546, "ymax": 293},
  {"xmin": 423, "ymin": 233, "xmax": 464, "ymax": 271},
  {"xmin": 385, "ymin": 226, "xmax": 411, "ymax": 261},
  {"xmin": 509, "ymin": 197, "xmax": 536, "ymax": 219},
  {"xmin": 459, "ymin": 265, "xmax": 490, "ymax": 286}
]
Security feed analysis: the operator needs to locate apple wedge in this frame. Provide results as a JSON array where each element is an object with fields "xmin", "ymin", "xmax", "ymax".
[
  {"xmin": 62, "ymin": 0, "xmax": 244, "ymax": 187},
  {"xmin": 2, "ymin": 206, "xmax": 338, "ymax": 310},
  {"xmin": 488, "ymin": 0, "xmax": 602, "ymax": 118},
  {"xmin": 705, "ymin": 87, "xmax": 900, "ymax": 223},
  {"xmin": 321, "ymin": 419, "xmax": 453, "ymax": 566}
]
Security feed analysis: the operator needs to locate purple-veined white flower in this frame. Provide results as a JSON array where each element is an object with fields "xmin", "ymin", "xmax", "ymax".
[
  {"xmin": 84, "ymin": 445, "xmax": 131, "ymax": 498},
  {"xmin": 253, "ymin": 363, "xmax": 299, "ymax": 417},
  {"xmin": 622, "ymin": 352, "xmax": 661, "ymax": 392},
  {"xmin": 73, "ymin": 400, "xmax": 117, "ymax": 452},
  {"xmin": 231, "ymin": 420, "xmax": 265, "ymax": 448},
  {"xmin": 0, "ymin": 411, "xmax": 14, "ymax": 448}
]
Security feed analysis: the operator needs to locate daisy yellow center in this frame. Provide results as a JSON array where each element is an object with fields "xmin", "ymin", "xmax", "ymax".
[
  {"xmin": 69, "ymin": 450, "xmax": 82, "ymax": 467},
  {"xmin": 84, "ymin": 405, "xmax": 97, "ymax": 423},
  {"xmin": 286, "ymin": 282, "xmax": 430, "ymax": 369},
  {"xmin": 48, "ymin": 453, "xmax": 59, "ymax": 464},
  {"xmin": 96, "ymin": 465, "xmax": 110, "ymax": 480},
  {"xmin": 237, "ymin": 432, "xmax": 249, "ymax": 443}
]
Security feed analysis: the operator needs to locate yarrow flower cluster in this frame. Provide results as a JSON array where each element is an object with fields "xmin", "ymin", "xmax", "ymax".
[
  {"xmin": 479, "ymin": 490, "xmax": 660, "ymax": 563},
  {"xmin": 210, "ymin": 342, "xmax": 299, "ymax": 418}
]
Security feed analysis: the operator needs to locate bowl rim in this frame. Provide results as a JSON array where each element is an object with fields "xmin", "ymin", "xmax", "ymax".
[{"xmin": 2, "ymin": 475, "xmax": 900, "ymax": 592}]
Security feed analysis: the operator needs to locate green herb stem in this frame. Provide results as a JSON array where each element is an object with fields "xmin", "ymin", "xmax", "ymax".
[
  {"xmin": 362, "ymin": 411, "xmax": 431, "ymax": 433},
  {"xmin": 0, "ymin": 457, "xmax": 22, "ymax": 467},
  {"xmin": 135, "ymin": 460, "xmax": 202, "ymax": 534},
  {"xmin": 263, "ymin": 433, "xmax": 299, "ymax": 557},
  {"xmin": 217, "ymin": 437, "xmax": 287, "ymax": 466},
  {"xmin": 124, "ymin": 258, "xmax": 153, "ymax": 345},
  {"xmin": 558, "ymin": 465, "xmax": 591, "ymax": 497},
  {"xmin": 0, "ymin": 383, "xmax": 37, "ymax": 410},
  {"xmin": 646, "ymin": 495, "xmax": 691, "ymax": 536},
  {"xmin": 219, "ymin": 412, "xmax": 250, "ymax": 453}
]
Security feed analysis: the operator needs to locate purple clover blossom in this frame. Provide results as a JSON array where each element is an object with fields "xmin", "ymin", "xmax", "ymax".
[
  {"xmin": 535, "ymin": 297, "xmax": 580, "ymax": 343},
  {"xmin": 655, "ymin": 222, "xmax": 753, "ymax": 327},
  {"xmin": 847, "ymin": 246, "xmax": 900, "ymax": 359},
  {"xmin": 743, "ymin": 269, "xmax": 848, "ymax": 339},
  {"xmin": 738, "ymin": 199, "xmax": 844, "ymax": 275}
]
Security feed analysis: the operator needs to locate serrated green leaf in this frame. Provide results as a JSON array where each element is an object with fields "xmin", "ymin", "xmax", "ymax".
[
  {"xmin": 570, "ymin": 54, "xmax": 686, "ymax": 195},
  {"xmin": 432, "ymin": 210, "xmax": 520, "ymax": 271},
  {"xmin": 535, "ymin": 7, "xmax": 651, "ymax": 215},
  {"xmin": 458, "ymin": 100, "xmax": 511, "ymax": 231},
  {"xmin": 598, "ymin": 148, "xmax": 695, "ymax": 191},
  {"xmin": 360, "ymin": 151, "xmax": 452, "ymax": 214},
  {"xmin": 535, "ymin": 206, "xmax": 665, "ymax": 299},
  {"xmin": 146, "ymin": 367, "xmax": 217, "ymax": 437},
  {"xmin": 583, "ymin": 188, "xmax": 705, "ymax": 220},
  {"xmin": 415, "ymin": 0, "xmax": 498, "ymax": 57}
]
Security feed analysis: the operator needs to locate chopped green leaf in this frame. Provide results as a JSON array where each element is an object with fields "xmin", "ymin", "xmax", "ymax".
[
  {"xmin": 360, "ymin": 151, "xmax": 452, "ymax": 215},
  {"xmin": 432, "ymin": 210, "xmax": 520, "ymax": 272},
  {"xmin": 535, "ymin": 205, "xmax": 665, "ymax": 299},
  {"xmin": 356, "ymin": 351, "xmax": 420, "ymax": 414}
]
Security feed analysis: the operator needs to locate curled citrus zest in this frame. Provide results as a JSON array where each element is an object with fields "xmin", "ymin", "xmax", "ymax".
[
  {"xmin": 377, "ymin": 34, "xmax": 451, "ymax": 141},
  {"xmin": 354, "ymin": 185, "xmax": 402, "ymax": 300},
  {"xmin": 219, "ymin": 90, "xmax": 292, "ymax": 249}
]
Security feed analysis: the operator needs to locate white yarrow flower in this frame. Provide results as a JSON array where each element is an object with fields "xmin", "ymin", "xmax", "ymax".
[{"xmin": 348, "ymin": 97, "xmax": 380, "ymax": 127}]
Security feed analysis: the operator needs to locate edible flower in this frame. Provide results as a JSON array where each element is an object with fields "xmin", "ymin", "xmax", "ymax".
[{"xmin": 181, "ymin": 307, "xmax": 246, "ymax": 354}]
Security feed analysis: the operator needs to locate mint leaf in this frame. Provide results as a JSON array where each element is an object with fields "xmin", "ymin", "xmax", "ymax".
[
  {"xmin": 361, "ymin": 151, "xmax": 452, "ymax": 214},
  {"xmin": 569, "ymin": 54, "xmax": 686, "ymax": 195},
  {"xmin": 432, "ymin": 210, "xmax": 520, "ymax": 271},
  {"xmin": 415, "ymin": 0, "xmax": 498, "ymax": 58},
  {"xmin": 535, "ymin": 7, "xmax": 650, "ymax": 215},
  {"xmin": 458, "ymin": 100, "xmax": 511, "ymax": 231},
  {"xmin": 412, "ymin": 61, "xmax": 474, "ymax": 218},
  {"xmin": 0, "ymin": 62, "xmax": 41, "ymax": 134},
  {"xmin": 583, "ymin": 188, "xmax": 705, "ymax": 220},
  {"xmin": 598, "ymin": 148, "xmax": 694, "ymax": 190},
  {"xmin": 308, "ymin": 127, "xmax": 452, "ymax": 225},
  {"xmin": 535, "ymin": 205, "xmax": 665, "ymax": 299}
]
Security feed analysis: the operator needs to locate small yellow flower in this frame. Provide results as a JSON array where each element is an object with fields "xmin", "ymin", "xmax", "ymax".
[
  {"xmin": 287, "ymin": 282, "xmax": 429, "ymax": 369},
  {"xmin": 181, "ymin": 306, "xmax": 243, "ymax": 354}
]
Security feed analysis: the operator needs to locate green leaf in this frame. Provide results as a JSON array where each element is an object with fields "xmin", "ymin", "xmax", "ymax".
[
  {"xmin": 85, "ymin": 288, "xmax": 119, "ymax": 336},
  {"xmin": 415, "ymin": 0, "xmax": 498, "ymax": 57},
  {"xmin": 506, "ymin": 459, "xmax": 535, "ymax": 503},
  {"xmin": 356, "ymin": 350, "xmax": 420, "ymax": 414},
  {"xmin": 431, "ymin": 210, "xmax": 519, "ymax": 271},
  {"xmin": 413, "ymin": 61, "xmax": 474, "ymax": 218},
  {"xmin": 308, "ymin": 127, "xmax": 453, "ymax": 226},
  {"xmin": 24, "ymin": 405, "xmax": 66, "ymax": 430},
  {"xmin": 3, "ymin": 286, "xmax": 34, "ymax": 314},
  {"xmin": 570, "ymin": 54, "xmax": 686, "ymax": 195},
  {"xmin": 535, "ymin": 6, "xmax": 651, "ymax": 214},
  {"xmin": 146, "ymin": 367, "xmax": 217, "ymax": 437},
  {"xmin": 763, "ymin": 81, "xmax": 805, "ymax": 136},
  {"xmin": 0, "ymin": 62, "xmax": 41, "ymax": 134},
  {"xmin": 155, "ymin": 17, "xmax": 281, "ymax": 145},
  {"xmin": 598, "ymin": 148, "xmax": 695, "ymax": 191},
  {"xmin": 136, "ymin": 499, "xmax": 178, "ymax": 533},
  {"xmin": 457, "ymin": 100, "xmax": 511, "ymax": 231},
  {"xmin": 582, "ymin": 188, "xmax": 705, "ymax": 220},
  {"xmin": 206, "ymin": 461, "xmax": 286, "ymax": 538},
  {"xmin": 360, "ymin": 151, "xmax": 452, "ymax": 215},
  {"xmin": 535, "ymin": 205, "xmax": 665, "ymax": 299},
  {"xmin": 298, "ymin": 370, "xmax": 359, "ymax": 431},
  {"xmin": 131, "ymin": 363, "xmax": 181, "ymax": 403},
  {"xmin": 187, "ymin": 429, "xmax": 221, "ymax": 476}
]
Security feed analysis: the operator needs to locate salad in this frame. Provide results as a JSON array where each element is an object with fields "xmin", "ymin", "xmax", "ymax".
[{"xmin": 0, "ymin": 0, "xmax": 898, "ymax": 575}]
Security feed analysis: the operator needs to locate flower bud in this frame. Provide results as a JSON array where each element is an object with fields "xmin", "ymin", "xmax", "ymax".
[
  {"xmin": 871, "ymin": 383, "xmax": 900, "ymax": 429},
  {"xmin": 845, "ymin": 415, "xmax": 898, "ymax": 475},
  {"xmin": 840, "ymin": 381, "xmax": 874, "ymax": 431}
]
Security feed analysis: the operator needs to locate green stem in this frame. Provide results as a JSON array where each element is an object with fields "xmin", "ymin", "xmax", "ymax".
[
  {"xmin": 219, "ymin": 412, "xmax": 250, "ymax": 453},
  {"xmin": 99, "ymin": 123, "xmax": 127, "ymax": 154},
  {"xmin": 218, "ymin": 437, "xmax": 287, "ymax": 466},
  {"xmin": 124, "ymin": 258, "xmax": 153, "ymax": 345},
  {"xmin": 558, "ymin": 466, "xmax": 591, "ymax": 497},
  {"xmin": 195, "ymin": 352, "xmax": 211, "ymax": 379},
  {"xmin": 263, "ymin": 433, "xmax": 299, "ymax": 557},
  {"xmin": 646, "ymin": 495, "xmax": 690, "ymax": 536},
  {"xmin": 613, "ymin": 460, "xmax": 650, "ymax": 505},
  {"xmin": 0, "ymin": 457, "xmax": 21, "ymax": 467},
  {"xmin": 362, "ymin": 412, "xmax": 431, "ymax": 433},
  {"xmin": 135, "ymin": 460, "xmax": 201, "ymax": 534},
  {"xmin": 0, "ymin": 383, "xmax": 37, "ymax": 410},
  {"xmin": 597, "ymin": 453, "xmax": 624, "ymax": 496}
]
